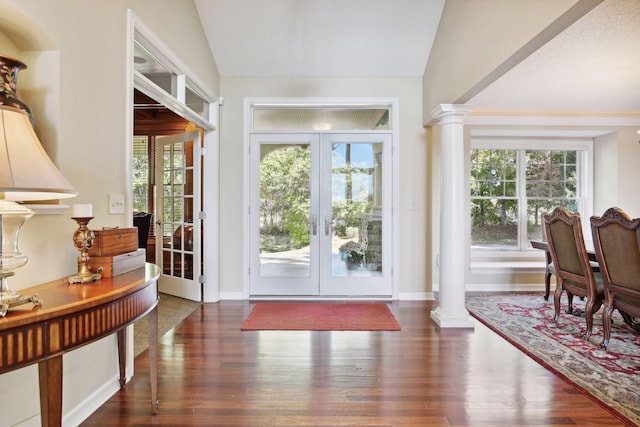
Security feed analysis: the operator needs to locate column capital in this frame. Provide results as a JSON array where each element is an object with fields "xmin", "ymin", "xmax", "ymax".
[{"xmin": 431, "ymin": 104, "xmax": 473, "ymax": 122}]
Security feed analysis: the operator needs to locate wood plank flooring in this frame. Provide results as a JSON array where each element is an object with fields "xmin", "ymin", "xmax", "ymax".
[{"xmin": 82, "ymin": 300, "xmax": 625, "ymax": 426}]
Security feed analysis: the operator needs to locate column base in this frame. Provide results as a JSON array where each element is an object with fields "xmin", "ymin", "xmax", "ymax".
[{"xmin": 430, "ymin": 307, "xmax": 475, "ymax": 328}]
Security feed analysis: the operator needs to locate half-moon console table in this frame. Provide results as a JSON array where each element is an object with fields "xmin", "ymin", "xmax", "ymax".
[{"xmin": 0, "ymin": 263, "xmax": 161, "ymax": 427}]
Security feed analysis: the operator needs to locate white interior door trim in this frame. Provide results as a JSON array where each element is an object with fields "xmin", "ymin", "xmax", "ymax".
[
  {"xmin": 127, "ymin": 10, "xmax": 220, "ymax": 303},
  {"xmin": 243, "ymin": 97, "xmax": 400, "ymax": 299}
]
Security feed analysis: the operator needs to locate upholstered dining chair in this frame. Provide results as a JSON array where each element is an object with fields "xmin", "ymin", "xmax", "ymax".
[
  {"xmin": 543, "ymin": 207, "xmax": 604, "ymax": 339},
  {"xmin": 590, "ymin": 207, "xmax": 640, "ymax": 349}
]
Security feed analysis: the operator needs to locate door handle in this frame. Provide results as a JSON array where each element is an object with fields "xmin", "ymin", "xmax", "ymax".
[
  {"xmin": 311, "ymin": 215, "xmax": 318, "ymax": 236},
  {"xmin": 325, "ymin": 216, "xmax": 331, "ymax": 236}
]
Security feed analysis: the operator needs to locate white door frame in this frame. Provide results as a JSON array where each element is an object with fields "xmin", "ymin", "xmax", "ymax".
[
  {"xmin": 243, "ymin": 97, "xmax": 399, "ymax": 299},
  {"xmin": 126, "ymin": 11, "xmax": 220, "ymax": 302}
]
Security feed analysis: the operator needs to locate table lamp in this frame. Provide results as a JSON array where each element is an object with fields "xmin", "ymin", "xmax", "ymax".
[{"xmin": 0, "ymin": 55, "xmax": 77, "ymax": 316}]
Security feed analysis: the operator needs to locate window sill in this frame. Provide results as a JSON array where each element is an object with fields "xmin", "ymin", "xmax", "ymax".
[{"xmin": 470, "ymin": 260, "xmax": 547, "ymax": 275}]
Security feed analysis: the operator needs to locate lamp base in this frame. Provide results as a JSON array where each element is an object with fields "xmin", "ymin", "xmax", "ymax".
[{"xmin": 0, "ymin": 290, "xmax": 42, "ymax": 317}]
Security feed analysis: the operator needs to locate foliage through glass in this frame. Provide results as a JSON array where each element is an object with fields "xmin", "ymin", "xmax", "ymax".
[{"xmin": 471, "ymin": 148, "xmax": 579, "ymax": 249}]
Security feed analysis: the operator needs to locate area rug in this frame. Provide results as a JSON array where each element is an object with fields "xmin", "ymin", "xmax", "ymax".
[
  {"xmin": 241, "ymin": 302, "xmax": 401, "ymax": 331},
  {"xmin": 134, "ymin": 293, "xmax": 201, "ymax": 357},
  {"xmin": 466, "ymin": 294, "xmax": 640, "ymax": 426}
]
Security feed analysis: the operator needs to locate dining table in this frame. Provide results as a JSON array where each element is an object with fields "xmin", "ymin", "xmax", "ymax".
[{"xmin": 529, "ymin": 239, "xmax": 598, "ymax": 300}]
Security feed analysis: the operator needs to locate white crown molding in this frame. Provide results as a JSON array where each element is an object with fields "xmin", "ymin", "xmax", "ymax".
[{"xmin": 466, "ymin": 111, "xmax": 640, "ymax": 127}]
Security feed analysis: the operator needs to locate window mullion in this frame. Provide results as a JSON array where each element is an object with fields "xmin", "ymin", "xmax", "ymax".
[{"xmin": 518, "ymin": 150, "xmax": 528, "ymax": 250}]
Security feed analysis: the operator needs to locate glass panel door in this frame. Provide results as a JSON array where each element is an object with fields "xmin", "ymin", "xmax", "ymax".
[
  {"xmin": 320, "ymin": 134, "xmax": 391, "ymax": 296},
  {"xmin": 155, "ymin": 130, "xmax": 202, "ymax": 301},
  {"xmin": 249, "ymin": 133, "xmax": 392, "ymax": 297},
  {"xmin": 249, "ymin": 134, "xmax": 319, "ymax": 295}
]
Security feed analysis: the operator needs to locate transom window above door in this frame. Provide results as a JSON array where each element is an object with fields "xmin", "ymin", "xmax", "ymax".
[{"xmin": 252, "ymin": 108, "xmax": 391, "ymax": 131}]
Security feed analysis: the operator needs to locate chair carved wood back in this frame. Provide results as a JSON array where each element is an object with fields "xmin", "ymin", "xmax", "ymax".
[
  {"xmin": 590, "ymin": 207, "xmax": 640, "ymax": 349},
  {"xmin": 543, "ymin": 207, "xmax": 603, "ymax": 339}
]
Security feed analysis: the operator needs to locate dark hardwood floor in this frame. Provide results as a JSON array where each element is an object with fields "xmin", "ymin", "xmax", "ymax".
[{"xmin": 82, "ymin": 300, "xmax": 625, "ymax": 426}]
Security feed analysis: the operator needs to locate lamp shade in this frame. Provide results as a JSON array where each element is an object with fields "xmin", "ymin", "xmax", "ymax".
[
  {"xmin": 0, "ymin": 108, "xmax": 77, "ymax": 201},
  {"xmin": 0, "ymin": 55, "xmax": 77, "ymax": 201}
]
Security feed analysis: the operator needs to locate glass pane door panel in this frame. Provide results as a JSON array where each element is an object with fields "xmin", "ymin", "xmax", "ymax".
[
  {"xmin": 155, "ymin": 130, "xmax": 202, "ymax": 301},
  {"xmin": 331, "ymin": 143, "xmax": 383, "ymax": 278},
  {"xmin": 259, "ymin": 144, "xmax": 311, "ymax": 278},
  {"xmin": 160, "ymin": 139, "xmax": 194, "ymax": 280}
]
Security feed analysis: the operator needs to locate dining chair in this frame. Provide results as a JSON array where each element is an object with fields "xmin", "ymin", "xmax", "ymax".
[
  {"xmin": 590, "ymin": 207, "xmax": 640, "ymax": 349},
  {"xmin": 133, "ymin": 212, "xmax": 153, "ymax": 250},
  {"xmin": 543, "ymin": 207, "xmax": 604, "ymax": 339}
]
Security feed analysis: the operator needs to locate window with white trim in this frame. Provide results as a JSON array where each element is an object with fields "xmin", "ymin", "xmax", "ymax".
[{"xmin": 470, "ymin": 139, "xmax": 593, "ymax": 252}]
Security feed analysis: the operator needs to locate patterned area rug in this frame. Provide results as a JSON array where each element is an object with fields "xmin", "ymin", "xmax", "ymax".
[
  {"xmin": 241, "ymin": 302, "xmax": 401, "ymax": 331},
  {"xmin": 466, "ymin": 294, "xmax": 640, "ymax": 426}
]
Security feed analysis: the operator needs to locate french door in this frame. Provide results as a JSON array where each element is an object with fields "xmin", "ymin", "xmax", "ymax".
[
  {"xmin": 249, "ymin": 133, "xmax": 392, "ymax": 297},
  {"xmin": 155, "ymin": 131, "xmax": 202, "ymax": 301}
]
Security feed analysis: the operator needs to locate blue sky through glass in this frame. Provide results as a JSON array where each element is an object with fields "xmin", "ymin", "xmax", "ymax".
[{"xmin": 332, "ymin": 143, "xmax": 377, "ymax": 202}]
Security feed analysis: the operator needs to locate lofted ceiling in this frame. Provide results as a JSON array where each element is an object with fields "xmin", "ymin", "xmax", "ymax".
[
  {"xmin": 194, "ymin": 0, "xmax": 445, "ymax": 79},
  {"xmin": 194, "ymin": 0, "xmax": 640, "ymax": 114},
  {"xmin": 469, "ymin": 0, "xmax": 640, "ymax": 113}
]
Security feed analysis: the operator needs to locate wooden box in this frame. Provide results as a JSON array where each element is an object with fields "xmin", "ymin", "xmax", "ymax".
[
  {"xmin": 89, "ymin": 228, "xmax": 138, "ymax": 257},
  {"xmin": 88, "ymin": 249, "xmax": 146, "ymax": 277}
]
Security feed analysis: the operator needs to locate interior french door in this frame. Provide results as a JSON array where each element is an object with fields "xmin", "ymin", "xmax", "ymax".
[
  {"xmin": 155, "ymin": 130, "xmax": 202, "ymax": 301},
  {"xmin": 250, "ymin": 132, "xmax": 392, "ymax": 297}
]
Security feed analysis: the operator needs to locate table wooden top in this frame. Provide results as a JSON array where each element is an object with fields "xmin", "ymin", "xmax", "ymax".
[
  {"xmin": 0, "ymin": 263, "xmax": 160, "ymax": 330},
  {"xmin": 530, "ymin": 239, "xmax": 595, "ymax": 253},
  {"xmin": 530, "ymin": 240, "xmax": 548, "ymax": 251}
]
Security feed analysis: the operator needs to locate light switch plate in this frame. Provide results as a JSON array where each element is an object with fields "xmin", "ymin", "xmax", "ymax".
[{"xmin": 109, "ymin": 193, "xmax": 125, "ymax": 214}]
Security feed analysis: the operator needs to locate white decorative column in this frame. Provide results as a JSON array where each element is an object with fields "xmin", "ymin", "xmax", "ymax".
[{"xmin": 430, "ymin": 104, "xmax": 475, "ymax": 328}]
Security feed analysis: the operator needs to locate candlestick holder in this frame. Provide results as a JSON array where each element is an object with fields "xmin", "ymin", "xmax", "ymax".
[{"xmin": 68, "ymin": 217, "xmax": 101, "ymax": 284}]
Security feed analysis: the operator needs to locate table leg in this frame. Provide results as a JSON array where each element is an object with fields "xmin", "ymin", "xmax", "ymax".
[
  {"xmin": 149, "ymin": 305, "xmax": 159, "ymax": 415},
  {"xmin": 38, "ymin": 355, "xmax": 63, "ymax": 427},
  {"xmin": 544, "ymin": 251, "xmax": 552, "ymax": 300},
  {"xmin": 117, "ymin": 328, "xmax": 127, "ymax": 388}
]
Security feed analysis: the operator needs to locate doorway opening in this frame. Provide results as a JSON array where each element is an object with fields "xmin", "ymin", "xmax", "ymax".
[
  {"xmin": 133, "ymin": 89, "xmax": 194, "ymax": 261},
  {"xmin": 130, "ymin": 14, "xmax": 218, "ymax": 302},
  {"xmin": 245, "ymin": 99, "xmax": 398, "ymax": 298}
]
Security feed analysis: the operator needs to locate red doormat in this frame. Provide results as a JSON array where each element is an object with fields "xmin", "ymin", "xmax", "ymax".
[{"xmin": 241, "ymin": 302, "xmax": 401, "ymax": 331}]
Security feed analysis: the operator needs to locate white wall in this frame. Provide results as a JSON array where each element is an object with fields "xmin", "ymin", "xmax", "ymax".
[
  {"xmin": 422, "ymin": 0, "xmax": 589, "ymax": 123},
  {"xmin": 612, "ymin": 127, "xmax": 640, "ymax": 217},
  {"xmin": 593, "ymin": 127, "xmax": 640, "ymax": 218},
  {"xmin": 0, "ymin": 1, "xmax": 219, "ymax": 425},
  {"xmin": 218, "ymin": 77, "xmax": 431, "ymax": 299},
  {"xmin": 593, "ymin": 131, "xmax": 618, "ymax": 215}
]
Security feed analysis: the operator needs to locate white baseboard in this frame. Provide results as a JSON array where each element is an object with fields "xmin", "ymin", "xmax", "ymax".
[
  {"xmin": 221, "ymin": 292, "xmax": 436, "ymax": 301},
  {"xmin": 220, "ymin": 291, "xmax": 247, "ymax": 300},
  {"xmin": 465, "ymin": 283, "xmax": 548, "ymax": 293},
  {"xmin": 396, "ymin": 292, "xmax": 436, "ymax": 300},
  {"xmin": 64, "ymin": 376, "xmax": 120, "ymax": 426},
  {"xmin": 431, "ymin": 282, "xmax": 547, "ymax": 294}
]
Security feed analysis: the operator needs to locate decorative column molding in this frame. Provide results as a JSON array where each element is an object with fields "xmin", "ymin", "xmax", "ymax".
[{"xmin": 430, "ymin": 104, "xmax": 475, "ymax": 328}]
